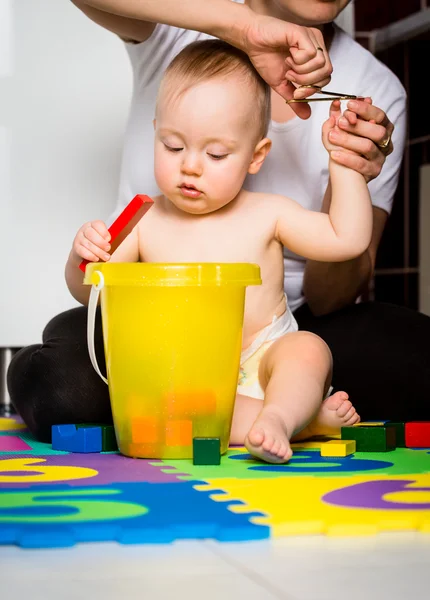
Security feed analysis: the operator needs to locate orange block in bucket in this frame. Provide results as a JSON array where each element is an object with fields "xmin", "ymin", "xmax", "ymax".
[
  {"xmin": 165, "ymin": 420, "xmax": 193, "ymax": 447},
  {"xmin": 131, "ymin": 416, "xmax": 160, "ymax": 444},
  {"xmin": 165, "ymin": 391, "xmax": 217, "ymax": 419}
]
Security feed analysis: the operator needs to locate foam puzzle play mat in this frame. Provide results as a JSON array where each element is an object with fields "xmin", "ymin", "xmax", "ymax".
[{"xmin": 1, "ymin": 416, "xmax": 430, "ymax": 548}]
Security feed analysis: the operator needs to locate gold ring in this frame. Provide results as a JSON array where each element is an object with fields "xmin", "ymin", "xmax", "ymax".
[{"xmin": 377, "ymin": 133, "xmax": 392, "ymax": 149}]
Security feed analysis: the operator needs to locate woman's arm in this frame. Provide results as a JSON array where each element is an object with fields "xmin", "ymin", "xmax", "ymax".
[{"xmin": 71, "ymin": 0, "xmax": 332, "ymax": 116}]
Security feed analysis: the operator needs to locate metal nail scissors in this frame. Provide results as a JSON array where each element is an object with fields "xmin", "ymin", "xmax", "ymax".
[{"xmin": 287, "ymin": 85, "xmax": 360, "ymax": 103}]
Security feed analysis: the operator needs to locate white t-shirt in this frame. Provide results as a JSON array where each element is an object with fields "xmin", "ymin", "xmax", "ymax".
[{"xmin": 113, "ymin": 20, "xmax": 407, "ymax": 312}]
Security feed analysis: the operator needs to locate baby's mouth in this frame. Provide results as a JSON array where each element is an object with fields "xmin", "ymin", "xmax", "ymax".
[{"xmin": 179, "ymin": 183, "xmax": 202, "ymax": 198}]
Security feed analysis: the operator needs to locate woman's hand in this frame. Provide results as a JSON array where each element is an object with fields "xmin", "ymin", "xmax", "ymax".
[
  {"xmin": 72, "ymin": 220, "xmax": 111, "ymax": 264},
  {"xmin": 327, "ymin": 98, "xmax": 395, "ymax": 183},
  {"xmin": 242, "ymin": 15, "xmax": 333, "ymax": 119}
]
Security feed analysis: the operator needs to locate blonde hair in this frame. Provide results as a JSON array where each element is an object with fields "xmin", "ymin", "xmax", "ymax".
[{"xmin": 156, "ymin": 39, "xmax": 271, "ymax": 141}]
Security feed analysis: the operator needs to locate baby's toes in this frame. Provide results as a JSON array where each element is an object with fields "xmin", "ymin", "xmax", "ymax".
[
  {"xmin": 345, "ymin": 412, "xmax": 360, "ymax": 426},
  {"xmin": 336, "ymin": 399, "xmax": 353, "ymax": 418},
  {"xmin": 271, "ymin": 439, "xmax": 281, "ymax": 456},
  {"xmin": 262, "ymin": 434, "xmax": 275, "ymax": 453},
  {"xmin": 279, "ymin": 442, "xmax": 292, "ymax": 461}
]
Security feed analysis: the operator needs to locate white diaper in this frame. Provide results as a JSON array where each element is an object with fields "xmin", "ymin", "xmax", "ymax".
[{"xmin": 237, "ymin": 307, "xmax": 298, "ymax": 400}]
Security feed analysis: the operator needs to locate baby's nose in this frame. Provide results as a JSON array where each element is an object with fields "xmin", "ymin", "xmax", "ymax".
[{"xmin": 181, "ymin": 152, "xmax": 202, "ymax": 176}]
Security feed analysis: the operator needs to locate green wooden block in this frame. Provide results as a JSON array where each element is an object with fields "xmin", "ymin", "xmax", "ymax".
[
  {"xmin": 75, "ymin": 423, "xmax": 118, "ymax": 452},
  {"xmin": 387, "ymin": 421, "xmax": 406, "ymax": 447},
  {"xmin": 193, "ymin": 437, "xmax": 221, "ymax": 465},
  {"xmin": 341, "ymin": 425, "xmax": 396, "ymax": 451}
]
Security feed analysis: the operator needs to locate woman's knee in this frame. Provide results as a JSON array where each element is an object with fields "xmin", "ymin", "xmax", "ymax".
[
  {"xmin": 7, "ymin": 337, "xmax": 110, "ymax": 442},
  {"xmin": 43, "ymin": 305, "xmax": 97, "ymax": 341}
]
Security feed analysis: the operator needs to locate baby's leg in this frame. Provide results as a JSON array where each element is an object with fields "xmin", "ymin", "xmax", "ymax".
[{"xmin": 244, "ymin": 331, "xmax": 333, "ymax": 464}]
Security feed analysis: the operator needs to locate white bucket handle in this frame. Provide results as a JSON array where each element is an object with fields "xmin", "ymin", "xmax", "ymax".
[{"xmin": 87, "ymin": 270, "xmax": 108, "ymax": 385}]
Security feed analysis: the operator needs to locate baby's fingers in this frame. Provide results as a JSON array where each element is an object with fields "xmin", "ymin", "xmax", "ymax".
[
  {"xmin": 76, "ymin": 236, "xmax": 111, "ymax": 263},
  {"xmin": 329, "ymin": 99, "xmax": 342, "ymax": 121},
  {"xmin": 90, "ymin": 219, "xmax": 111, "ymax": 242},
  {"xmin": 84, "ymin": 221, "xmax": 111, "ymax": 250}
]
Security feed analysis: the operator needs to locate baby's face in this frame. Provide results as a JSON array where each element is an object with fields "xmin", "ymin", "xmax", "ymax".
[{"xmin": 154, "ymin": 79, "xmax": 260, "ymax": 215}]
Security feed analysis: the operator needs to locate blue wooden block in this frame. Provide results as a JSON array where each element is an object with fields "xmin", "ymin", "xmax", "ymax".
[{"xmin": 51, "ymin": 424, "xmax": 102, "ymax": 453}]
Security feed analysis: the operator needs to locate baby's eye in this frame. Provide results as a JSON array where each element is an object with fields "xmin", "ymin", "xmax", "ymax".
[
  {"xmin": 208, "ymin": 153, "xmax": 228, "ymax": 160},
  {"xmin": 164, "ymin": 144, "xmax": 183, "ymax": 153}
]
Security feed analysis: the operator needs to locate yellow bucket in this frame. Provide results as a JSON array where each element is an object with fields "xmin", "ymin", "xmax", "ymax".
[{"xmin": 84, "ymin": 263, "xmax": 261, "ymax": 459}]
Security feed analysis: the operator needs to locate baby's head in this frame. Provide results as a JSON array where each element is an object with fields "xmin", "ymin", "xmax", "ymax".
[{"xmin": 154, "ymin": 39, "xmax": 272, "ymax": 214}]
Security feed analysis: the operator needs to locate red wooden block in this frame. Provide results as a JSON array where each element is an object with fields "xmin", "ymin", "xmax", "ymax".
[
  {"xmin": 405, "ymin": 421, "xmax": 430, "ymax": 448},
  {"xmin": 79, "ymin": 194, "xmax": 154, "ymax": 272}
]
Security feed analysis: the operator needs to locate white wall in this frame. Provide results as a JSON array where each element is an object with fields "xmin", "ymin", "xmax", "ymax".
[{"xmin": 0, "ymin": 0, "xmax": 132, "ymax": 346}]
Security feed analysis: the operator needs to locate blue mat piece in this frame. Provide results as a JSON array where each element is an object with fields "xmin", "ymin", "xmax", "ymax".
[{"xmin": 0, "ymin": 482, "xmax": 269, "ymax": 548}]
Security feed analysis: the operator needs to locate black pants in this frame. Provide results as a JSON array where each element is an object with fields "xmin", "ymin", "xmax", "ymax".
[{"xmin": 8, "ymin": 301, "xmax": 430, "ymax": 442}]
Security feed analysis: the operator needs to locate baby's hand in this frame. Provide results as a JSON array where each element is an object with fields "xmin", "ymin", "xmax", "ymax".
[{"xmin": 72, "ymin": 220, "xmax": 111, "ymax": 264}]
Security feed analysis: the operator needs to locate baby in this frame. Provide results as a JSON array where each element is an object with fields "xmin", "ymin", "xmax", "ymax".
[{"xmin": 66, "ymin": 39, "xmax": 371, "ymax": 464}]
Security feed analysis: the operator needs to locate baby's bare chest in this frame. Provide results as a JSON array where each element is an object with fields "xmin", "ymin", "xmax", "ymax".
[{"xmin": 139, "ymin": 210, "xmax": 275, "ymax": 264}]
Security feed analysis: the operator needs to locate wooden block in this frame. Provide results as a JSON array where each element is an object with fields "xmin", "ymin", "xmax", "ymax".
[
  {"xmin": 165, "ymin": 390, "xmax": 217, "ymax": 418},
  {"xmin": 320, "ymin": 439, "xmax": 356, "ymax": 457},
  {"xmin": 79, "ymin": 194, "xmax": 154, "ymax": 272},
  {"xmin": 388, "ymin": 421, "xmax": 406, "ymax": 447},
  {"xmin": 355, "ymin": 421, "xmax": 389, "ymax": 427},
  {"xmin": 165, "ymin": 420, "xmax": 193, "ymax": 447},
  {"xmin": 75, "ymin": 423, "xmax": 118, "ymax": 451},
  {"xmin": 341, "ymin": 424, "xmax": 396, "ymax": 451},
  {"xmin": 405, "ymin": 422, "xmax": 430, "ymax": 448},
  {"xmin": 193, "ymin": 437, "xmax": 221, "ymax": 465},
  {"xmin": 131, "ymin": 417, "xmax": 159, "ymax": 444}
]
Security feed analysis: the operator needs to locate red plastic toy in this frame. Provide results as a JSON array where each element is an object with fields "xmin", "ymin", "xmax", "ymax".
[{"xmin": 79, "ymin": 194, "xmax": 154, "ymax": 272}]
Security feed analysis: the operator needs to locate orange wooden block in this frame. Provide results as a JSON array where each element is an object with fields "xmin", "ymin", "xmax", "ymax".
[
  {"xmin": 165, "ymin": 420, "xmax": 193, "ymax": 446},
  {"xmin": 131, "ymin": 416, "xmax": 159, "ymax": 444},
  {"xmin": 123, "ymin": 442, "xmax": 160, "ymax": 459},
  {"xmin": 165, "ymin": 391, "xmax": 217, "ymax": 418}
]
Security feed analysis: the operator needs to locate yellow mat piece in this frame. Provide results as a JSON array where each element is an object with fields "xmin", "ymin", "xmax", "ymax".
[{"xmin": 195, "ymin": 473, "xmax": 430, "ymax": 536}]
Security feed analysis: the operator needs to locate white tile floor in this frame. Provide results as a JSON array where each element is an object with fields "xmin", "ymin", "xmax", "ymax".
[{"xmin": 1, "ymin": 533, "xmax": 430, "ymax": 600}]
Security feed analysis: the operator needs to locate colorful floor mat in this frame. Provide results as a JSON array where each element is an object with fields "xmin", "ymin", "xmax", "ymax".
[{"xmin": 1, "ymin": 416, "xmax": 430, "ymax": 547}]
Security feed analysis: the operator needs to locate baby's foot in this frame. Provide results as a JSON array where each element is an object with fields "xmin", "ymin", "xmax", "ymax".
[
  {"xmin": 245, "ymin": 406, "xmax": 292, "ymax": 464},
  {"xmin": 295, "ymin": 391, "xmax": 360, "ymax": 441}
]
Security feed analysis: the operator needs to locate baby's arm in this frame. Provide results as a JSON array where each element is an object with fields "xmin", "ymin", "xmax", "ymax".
[
  {"xmin": 275, "ymin": 101, "xmax": 373, "ymax": 261},
  {"xmin": 65, "ymin": 220, "xmax": 139, "ymax": 305}
]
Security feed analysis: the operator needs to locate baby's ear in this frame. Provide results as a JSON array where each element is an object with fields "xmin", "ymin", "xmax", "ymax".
[
  {"xmin": 248, "ymin": 138, "xmax": 272, "ymax": 175},
  {"xmin": 153, "ymin": 118, "xmax": 156, "ymax": 130}
]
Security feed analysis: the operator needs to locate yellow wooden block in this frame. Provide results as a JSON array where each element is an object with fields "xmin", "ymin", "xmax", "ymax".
[
  {"xmin": 354, "ymin": 422, "xmax": 387, "ymax": 427},
  {"xmin": 0, "ymin": 417, "xmax": 26, "ymax": 431},
  {"xmin": 320, "ymin": 439, "xmax": 356, "ymax": 457}
]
